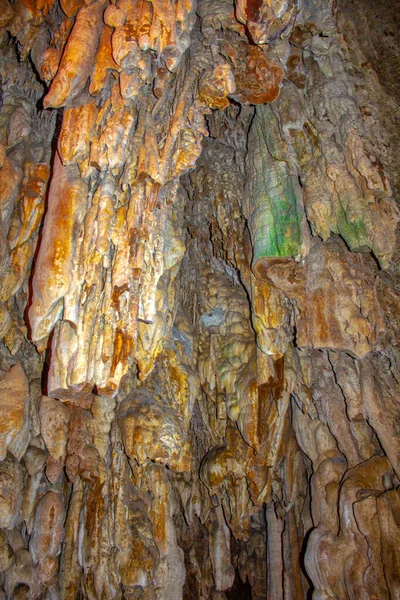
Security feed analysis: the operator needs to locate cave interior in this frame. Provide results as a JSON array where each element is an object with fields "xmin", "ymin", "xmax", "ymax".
[{"xmin": 0, "ymin": 0, "xmax": 399, "ymax": 597}]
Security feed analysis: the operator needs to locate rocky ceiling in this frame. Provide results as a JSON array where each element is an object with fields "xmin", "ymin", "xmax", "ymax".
[{"xmin": 0, "ymin": 0, "xmax": 399, "ymax": 597}]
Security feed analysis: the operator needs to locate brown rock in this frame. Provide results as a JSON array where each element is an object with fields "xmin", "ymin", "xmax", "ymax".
[
  {"xmin": 89, "ymin": 25, "xmax": 121, "ymax": 96},
  {"xmin": 39, "ymin": 395, "xmax": 70, "ymax": 462},
  {"xmin": 199, "ymin": 64, "xmax": 236, "ymax": 110},
  {"xmin": 267, "ymin": 238, "xmax": 383, "ymax": 358},
  {"xmin": 30, "ymin": 491, "xmax": 65, "ymax": 585},
  {"xmin": 0, "ymin": 364, "xmax": 29, "ymax": 461},
  {"xmin": 28, "ymin": 152, "xmax": 88, "ymax": 342},
  {"xmin": 0, "ymin": 454, "xmax": 23, "ymax": 529},
  {"xmin": 0, "ymin": 0, "xmax": 13, "ymax": 27},
  {"xmin": 43, "ymin": 0, "xmax": 106, "ymax": 107},
  {"xmin": 235, "ymin": 0, "xmax": 297, "ymax": 43},
  {"xmin": 58, "ymin": 100, "xmax": 97, "ymax": 165},
  {"xmin": 119, "ymin": 390, "xmax": 191, "ymax": 471},
  {"xmin": 231, "ymin": 44, "xmax": 284, "ymax": 105},
  {"xmin": 0, "ymin": 0, "xmax": 399, "ymax": 597}
]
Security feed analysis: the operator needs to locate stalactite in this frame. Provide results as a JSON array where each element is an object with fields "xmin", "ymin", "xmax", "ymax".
[{"xmin": 0, "ymin": 0, "xmax": 399, "ymax": 597}]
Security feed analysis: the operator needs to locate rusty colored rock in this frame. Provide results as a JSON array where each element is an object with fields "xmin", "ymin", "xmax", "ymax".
[
  {"xmin": 232, "ymin": 44, "xmax": 284, "ymax": 104},
  {"xmin": 58, "ymin": 100, "xmax": 97, "ymax": 165},
  {"xmin": 0, "ymin": 0, "xmax": 398, "ymax": 597},
  {"xmin": 199, "ymin": 64, "xmax": 236, "ymax": 109},
  {"xmin": 235, "ymin": 0, "xmax": 297, "ymax": 44},
  {"xmin": 43, "ymin": 1, "xmax": 105, "ymax": 108},
  {"xmin": 267, "ymin": 238, "xmax": 383, "ymax": 358},
  {"xmin": 28, "ymin": 152, "xmax": 88, "ymax": 343}
]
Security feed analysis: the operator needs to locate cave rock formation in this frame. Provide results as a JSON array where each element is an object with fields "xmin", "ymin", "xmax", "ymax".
[{"xmin": 0, "ymin": 0, "xmax": 399, "ymax": 596}]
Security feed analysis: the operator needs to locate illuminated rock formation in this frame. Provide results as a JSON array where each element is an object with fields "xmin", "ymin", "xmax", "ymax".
[{"xmin": 0, "ymin": 0, "xmax": 399, "ymax": 596}]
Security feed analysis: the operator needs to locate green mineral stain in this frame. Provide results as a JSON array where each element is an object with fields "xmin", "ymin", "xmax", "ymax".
[
  {"xmin": 336, "ymin": 206, "xmax": 369, "ymax": 252},
  {"xmin": 247, "ymin": 105, "xmax": 303, "ymax": 266}
]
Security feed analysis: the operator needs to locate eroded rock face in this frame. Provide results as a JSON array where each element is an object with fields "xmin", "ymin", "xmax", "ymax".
[{"xmin": 0, "ymin": 0, "xmax": 398, "ymax": 596}]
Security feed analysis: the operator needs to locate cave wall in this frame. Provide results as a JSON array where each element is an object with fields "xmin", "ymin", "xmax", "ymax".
[{"xmin": 0, "ymin": 0, "xmax": 399, "ymax": 597}]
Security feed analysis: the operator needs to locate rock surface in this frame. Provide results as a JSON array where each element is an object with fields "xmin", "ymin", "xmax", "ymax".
[{"xmin": 0, "ymin": 0, "xmax": 398, "ymax": 597}]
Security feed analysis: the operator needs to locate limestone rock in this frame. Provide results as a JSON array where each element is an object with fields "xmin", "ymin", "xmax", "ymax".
[
  {"xmin": 231, "ymin": 44, "xmax": 285, "ymax": 105},
  {"xmin": 0, "ymin": 454, "xmax": 23, "ymax": 529},
  {"xmin": 0, "ymin": 0, "xmax": 398, "ymax": 596},
  {"xmin": 39, "ymin": 396, "xmax": 70, "ymax": 463},
  {"xmin": 119, "ymin": 390, "xmax": 191, "ymax": 471},
  {"xmin": 245, "ymin": 104, "xmax": 307, "ymax": 275},
  {"xmin": 267, "ymin": 238, "xmax": 383, "ymax": 358},
  {"xmin": 0, "ymin": 365, "xmax": 29, "ymax": 461},
  {"xmin": 28, "ymin": 152, "xmax": 88, "ymax": 344},
  {"xmin": 236, "ymin": 0, "xmax": 297, "ymax": 43},
  {"xmin": 43, "ymin": 0, "xmax": 106, "ymax": 108},
  {"xmin": 30, "ymin": 491, "xmax": 65, "ymax": 586},
  {"xmin": 199, "ymin": 64, "xmax": 236, "ymax": 110}
]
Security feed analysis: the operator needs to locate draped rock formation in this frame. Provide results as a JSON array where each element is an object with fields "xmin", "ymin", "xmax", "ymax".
[{"xmin": 0, "ymin": 0, "xmax": 399, "ymax": 597}]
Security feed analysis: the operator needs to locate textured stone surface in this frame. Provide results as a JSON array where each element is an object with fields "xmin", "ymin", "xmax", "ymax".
[
  {"xmin": 0, "ymin": 0, "xmax": 398, "ymax": 597},
  {"xmin": 0, "ymin": 365, "xmax": 29, "ymax": 461}
]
